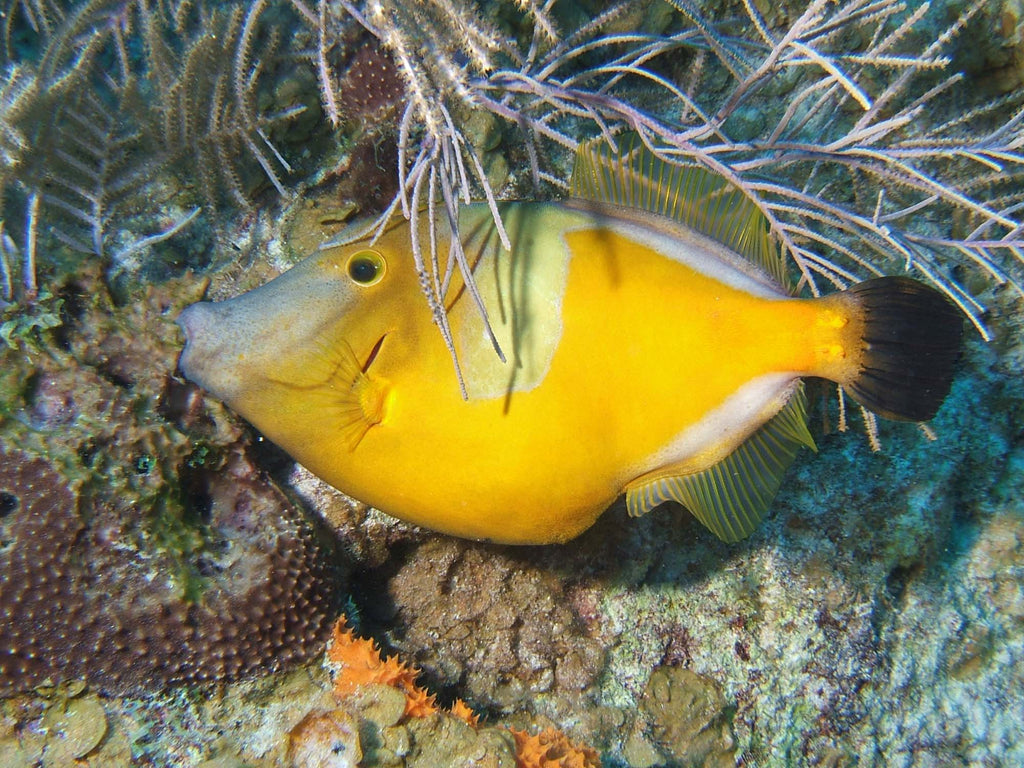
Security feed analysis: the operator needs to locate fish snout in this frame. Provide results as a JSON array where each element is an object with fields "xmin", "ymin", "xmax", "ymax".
[
  {"xmin": 176, "ymin": 301, "xmax": 235, "ymax": 399},
  {"xmin": 176, "ymin": 257, "xmax": 358, "ymax": 409},
  {"xmin": 177, "ymin": 300, "xmax": 207, "ymax": 343}
]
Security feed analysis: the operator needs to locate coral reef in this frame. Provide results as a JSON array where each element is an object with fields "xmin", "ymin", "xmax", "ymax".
[
  {"xmin": 282, "ymin": 616, "xmax": 601, "ymax": 768},
  {"xmin": 0, "ymin": 452, "xmax": 84, "ymax": 694},
  {"xmin": 0, "ymin": 2, "xmax": 1022, "ymax": 766},
  {"xmin": 0, "ymin": 441, "xmax": 339, "ymax": 695},
  {"xmin": 0, "ymin": 265, "xmax": 344, "ymax": 695},
  {"xmin": 0, "ymin": 1, "xmax": 308, "ymax": 214}
]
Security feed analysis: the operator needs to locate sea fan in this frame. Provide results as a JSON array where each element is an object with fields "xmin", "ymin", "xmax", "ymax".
[{"xmin": 305, "ymin": 0, "xmax": 1023, "ymax": 384}]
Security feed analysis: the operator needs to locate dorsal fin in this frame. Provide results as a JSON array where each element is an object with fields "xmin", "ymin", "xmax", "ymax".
[
  {"xmin": 625, "ymin": 385, "xmax": 816, "ymax": 542},
  {"xmin": 569, "ymin": 133, "xmax": 789, "ymax": 291}
]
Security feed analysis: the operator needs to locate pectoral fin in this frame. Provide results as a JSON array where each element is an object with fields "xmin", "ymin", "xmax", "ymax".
[
  {"xmin": 331, "ymin": 340, "xmax": 389, "ymax": 451},
  {"xmin": 626, "ymin": 386, "xmax": 815, "ymax": 542}
]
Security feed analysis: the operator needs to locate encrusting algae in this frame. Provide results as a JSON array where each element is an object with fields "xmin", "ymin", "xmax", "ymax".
[{"xmin": 310, "ymin": 616, "xmax": 600, "ymax": 768}]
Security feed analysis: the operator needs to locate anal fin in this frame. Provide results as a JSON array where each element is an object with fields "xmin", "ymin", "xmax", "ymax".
[{"xmin": 626, "ymin": 385, "xmax": 815, "ymax": 542}]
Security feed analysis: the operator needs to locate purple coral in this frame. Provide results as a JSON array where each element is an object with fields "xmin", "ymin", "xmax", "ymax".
[{"xmin": 0, "ymin": 445, "xmax": 343, "ymax": 695}]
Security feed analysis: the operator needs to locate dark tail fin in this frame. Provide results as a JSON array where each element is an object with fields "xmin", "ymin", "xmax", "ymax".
[{"xmin": 844, "ymin": 276, "xmax": 963, "ymax": 422}]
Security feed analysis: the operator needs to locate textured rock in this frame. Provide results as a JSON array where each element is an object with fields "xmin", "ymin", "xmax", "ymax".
[
  {"xmin": 362, "ymin": 537, "xmax": 607, "ymax": 717},
  {"xmin": 636, "ymin": 667, "xmax": 736, "ymax": 767},
  {"xmin": 286, "ymin": 708, "xmax": 362, "ymax": 768}
]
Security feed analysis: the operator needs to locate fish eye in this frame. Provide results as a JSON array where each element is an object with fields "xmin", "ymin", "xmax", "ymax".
[{"xmin": 346, "ymin": 250, "xmax": 386, "ymax": 286}]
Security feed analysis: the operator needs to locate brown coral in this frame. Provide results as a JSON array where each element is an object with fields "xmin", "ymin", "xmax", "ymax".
[
  {"xmin": 336, "ymin": 42, "xmax": 405, "ymax": 119},
  {"xmin": 363, "ymin": 538, "xmax": 607, "ymax": 716},
  {"xmin": 0, "ymin": 444, "xmax": 342, "ymax": 694},
  {"xmin": 0, "ymin": 453, "xmax": 85, "ymax": 692},
  {"xmin": 634, "ymin": 666, "xmax": 737, "ymax": 767}
]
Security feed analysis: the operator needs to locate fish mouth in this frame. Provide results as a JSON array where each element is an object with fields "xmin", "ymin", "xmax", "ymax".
[
  {"xmin": 175, "ymin": 300, "xmax": 249, "ymax": 403},
  {"xmin": 176, "ymin": 303, "xmax": 203, "ymax": 377},
  {"xmin": 176, "ymin": 302, "xmax": 219, "ymax": 389}
]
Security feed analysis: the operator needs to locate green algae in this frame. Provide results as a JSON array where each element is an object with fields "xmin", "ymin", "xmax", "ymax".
[
  {"xmin": 0, "ymin": 292, "xmax": 62, "ymax": 352},
  {"xmin": 0, "ymin": 267, "xmax": 223, "ymax": 602}
]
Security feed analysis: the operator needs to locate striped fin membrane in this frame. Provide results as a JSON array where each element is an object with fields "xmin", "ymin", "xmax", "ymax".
[
  {"xmin": 569, "ymin": 132, "xmax": 789, "ymax": 291},
  {"xmin": 571, "ymin": 134, "xmax": 812, "ymax": 542},
  {"xmin": 626, "ymin": 386, "xmax": 816, "ymax": 543}
]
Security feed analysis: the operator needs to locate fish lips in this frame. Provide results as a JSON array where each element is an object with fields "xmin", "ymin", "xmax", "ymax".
[{"xmin": 176, "ymin": 301, "xmax": 232, "ymax": 399}]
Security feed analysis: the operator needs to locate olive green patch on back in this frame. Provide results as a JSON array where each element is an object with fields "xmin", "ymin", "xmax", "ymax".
[
  {"xmin": 626, "ymin": 386, "xmax": 816, "ymax": 542},
  {"xmin": 570, "ymin": 133, "xmax": 789, "ymax": 291},
  {"xmin": 453, "ymin": 203, "xmax": 574, "ymax": 401}
]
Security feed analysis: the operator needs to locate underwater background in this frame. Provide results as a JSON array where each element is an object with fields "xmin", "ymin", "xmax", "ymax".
[{"xmin": 1, "ymin": 0, "xmax": 1022, "ymax": 765}]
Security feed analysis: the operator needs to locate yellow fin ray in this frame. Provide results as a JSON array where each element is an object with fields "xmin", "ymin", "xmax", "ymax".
[
  {"xmin": 316, "ymin": 339, "xmax": 388, "ymax": 451},
  {"xmin": 262, "ymin": 332, "xmax": 389, "ymax": 451},
  {"xmin": 626, "ymin": 386, "xmax": 816, "ymax": 542},
  {"xmin": 570, "ymin": 133, "xmax": 788, "ymax": 291}
]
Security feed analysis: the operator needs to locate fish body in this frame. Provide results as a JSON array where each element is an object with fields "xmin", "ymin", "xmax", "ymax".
[{"xmin": 179, "ymin": 139, "xmax": 962, "ymax": 544}]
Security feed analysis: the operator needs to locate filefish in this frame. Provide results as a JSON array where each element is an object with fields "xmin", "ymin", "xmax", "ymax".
[{"xmin": 177, "ymin": 138, "xmax": 963, "ymax": 545}]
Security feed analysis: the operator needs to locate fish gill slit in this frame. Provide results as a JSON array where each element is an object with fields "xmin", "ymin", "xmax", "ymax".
[{"xmin": 362, "ymin": 333, "xmax": 387, "ymax": 373}]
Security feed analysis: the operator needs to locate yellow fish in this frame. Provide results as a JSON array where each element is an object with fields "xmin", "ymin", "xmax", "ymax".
[{"xmin": 178, "ymin": 138, "xmax": 962, "ymax": 544}]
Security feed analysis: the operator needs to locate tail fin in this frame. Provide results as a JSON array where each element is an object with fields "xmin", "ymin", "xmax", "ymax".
[{"xmin": 843, "ymin": 276, "xmax": 963, "ymax": 422}]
